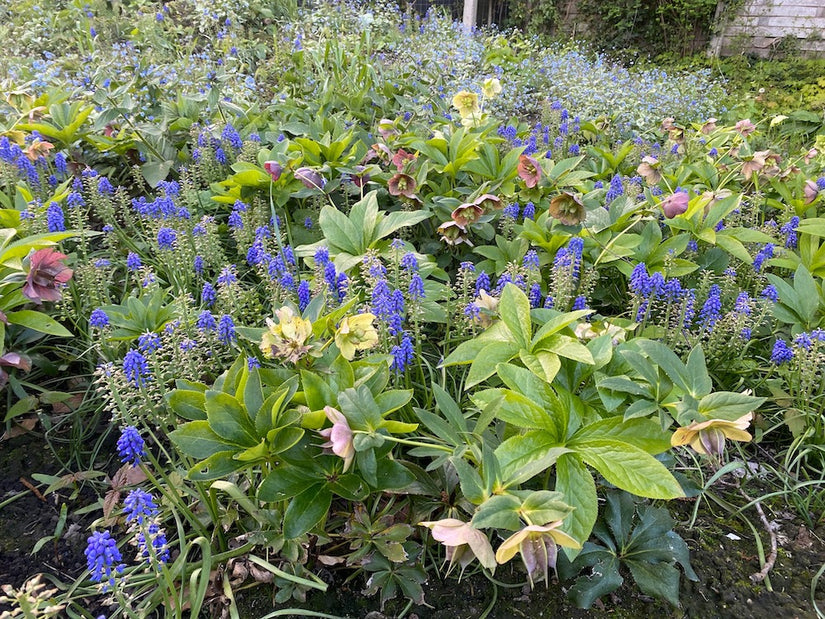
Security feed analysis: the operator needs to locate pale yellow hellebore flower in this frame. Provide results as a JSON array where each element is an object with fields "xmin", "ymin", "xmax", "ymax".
[
  {"xmin": 451, "ymin": 90, "xmax": 480, "ymax": 119},
  {"xmin": 482, "ymin": 77, "xmax": 502, "ymax": 99},
  {"xmin": 496, "ymin": 520, "xmax": 581, "ymax": 588},
  {"xmin": 259, "ymin": 306, "xmax": 313, "ymax": 363},
  {"xmin": 419, "ymin": 518, "xmax": 496, "ymax": 575},
  {"xmin": 670, "ymin": 412, "xmax": 753, "ymax": 457},
  {"xmin": 334, "ymin": 313, "xmax": 379, "ymax": 360}
]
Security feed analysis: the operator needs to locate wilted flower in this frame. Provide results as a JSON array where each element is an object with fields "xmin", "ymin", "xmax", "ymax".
[
  {"xmin": 517, "ymin": 155, "xmax": 541, "ymax": 188},
  {"xmin": 419, "ymin": 519, "xmax": 496, "ymax": 574},
  {"xmin": 735, "ymin": 119, "xmax": 756, "ymax": 137},
  {"xmin": 482, "ymin": 77, "xmax": 502, "ymax": 99},
  {"xmin": 636, "ymin": 156, "xmax": 661, "ymax": 185},
  {"xmin": 804, "ymin": 179, "xmax": 819, "ymax": 204},
  {"xmin": 23, "ymin": 139, "xmax": 54, "ymax": 161},
  {"xmin": 661, "ymin": 191, "xmax": 689, "ymax": 218},
  {"xmin": 548, "ymin": 192, "xmax": 585, "ymax": 225},
  {"xmin": 495, "ymin": 521, "xmax": 581, "ymax": 587},
  {"xmin": 437, "ymin": 220, "xmax": 472, "ymax": 246},
  {"xmin": 741, "ymin": 150, "xmax": 770, "ymax": 178},
  {"xmin": 701, "ymin": 118, "xmax": 718, "ymax": 134},
  {"xmin": 387, "ymin": 173, "xmax": 417, "ymax": 199},
  {"xmin": 471, "ymin": 289, "xmax": 499, "ymax": 328},
  {"xmin": 451, "ymin": 90, "xmax": 480, "ymax": 118},
  {"xmin": 334, "ymin": 313, "xmax": 379, "ymax": 360},
  {"xmin": 263, "ymin": 161, "xmax": 282, "ymax": 181},
  {"xmin": 22, "ymin": 248, "xmax": 73, "ymax": 304},
  {"xmin": 260, "ymin": 306, "xmax": 313, "ymax": 363},
  {"xmin": 670, "ymin": 412, "xmax": 753, "ymax": 458},
  {"xmin": 319, "ymin": 406, "xmax": 354, "ymax": 471},
  {"xmin": 295, "ymin": 167, "xmax": 325, "ymax": 190},
  {"xmin": 451, "ymin": 203, "xmax": 485, "ymax": 227}
]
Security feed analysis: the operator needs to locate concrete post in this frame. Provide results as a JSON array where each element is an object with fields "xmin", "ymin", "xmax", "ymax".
[{"xmin": 463, "ymin": 0, "xmax": 477, "ymax": 31}]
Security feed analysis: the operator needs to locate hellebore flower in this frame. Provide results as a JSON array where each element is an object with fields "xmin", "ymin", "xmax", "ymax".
[
  {"xmin": 437, "ymin": 220, "xmax": 472, "ymax": 246},
  {"xmin": 259, "ymin": 306, "xmax": 313, "ymax": 363},
  {"xmin": 451, "ymin": 90, "xmax": 480, "ymax": 119},
  {"xmin": 482, "ymin": 77, "xmax": 502, "ymax": 99},
  {"xmin": 804, "ymin": 179, "xmax": 819, "ymax": 205},
  {"xmin": 391, "ymin": 149, "xmax": 416, "ymax": 172},
  {"xmin": 419, "ymin": 519, "xmax": 496, "ymax": 574},
  {"xmin": 636, "ymin": 156, "xmax": 661, "ymax": 185},
  {"xmin": 22, "ymin": 248, "xmax": 73, "ymax": 304},
  {"xmin": 295, "ymin": 167, "xmax": 326, "ymax": 191},
  {"xmin": 451, "ymin": 202, "xmax": 485, "ymax": 227},
  {"xmin": 377, "ymin": 118, "xmax": 399, "ymax": 140},
  {"xmin": 0, "ymin": 352, "xmax": 32, "ymax": 390},
  {"xmin": 473, "ymin": 193, "xmax": 502, "ymax": 211},
  {"xmin": 319, "ymin": 406, "xmax": 355, "ymax": 472},
  {"xmin": 495, "ymin": 521, "xmax": 581, "ymax": 587},
  {"xmin": 660, "ymin": 191, "xmax": 689, "ymax": 218},
  {"xmin": 735, "ymin": 118, "xmax": 756, "ymax": 137},
  {"xmin": 741, "ymin": 150, "xmax": 770, "ymax": 178},
  {"xmin": 334, "ymin": 313, "xmax": 379, "ymax": 360},
  {"xmin": 517, "ymin": 155, "xmax": 541, "ymax": 189},
  {"xmin": 548, "ymin": 191, "xmax": 585, "ymax": 225},
  {"xmin": 263, "ymin": 161, "xmax": 282, "ymax": 182},
  {"xmin": 387, "ymin": 173, "xmax": 417, "ymax": 199},
  {"xmin": 701, "ymin": 118, "xmax": 718, "ymax": 134},
  {"xmin": 670, "ymin": 412, "xmax": 753, "ymax": 458}
]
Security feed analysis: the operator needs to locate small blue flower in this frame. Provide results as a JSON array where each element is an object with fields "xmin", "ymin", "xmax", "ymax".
[
  {"xmin": 605, "ymin": 174, "xmax": 624, "ymax": 203},
  {"xmin": 84, "ymin": 531, "xmax": 124, "ymax": 591},
  {"xmin": 760, "ymin": 284, "xmax": 778, "ymax": 302},
  {"xmin": 697, "ymin": 284, "xmax": 722, "ymax": 332},
  {"xmin": 409, "ymin": 273, "xmax": 425, "ymax": 300},
  {"xmin": 528, "ymin": 283, "xmax": 542, "ymax": 308},
  {"xmin": 523, "ymin": 250, "xmax": 540, "ymax": 271},
  {"xmin": 197, "ymin": 311, "xmax": 216, "ymax": 332},
  {"xmin": 217, "ymin": 314, "xmax": 236, "ymax": 345},
  {"xmin": 123, "ymin": 489, "xmax": 159, "ymax": 525},
  {"xmin": 771, "ymin": 339, "xmax": 794, "ymax": 364},
  {"xmin": 247, "ymin": 357, "xmax": 261, "ymax": 369},
  {"xmin": 46, "ymin": 202, "xmax": 65, "ymax": 232},
  {"xmin": 201, "ymin": 282, "xmax": 216, "ymax": 307},
  {"xmin": 475, "ymin": 271, "xmax": 491, "ymax": 295},
  {"xmin": 194, "ymin": 255, "xmax": 204, "ymax": 275},
  {"xmin": 123, "ymin": 350, "xmax": 150, "ymax": 387},
  {"xmin": 390, "ymin": 333, "xmax": 414, "ymax": 373},
  {"xmin": 157, "ymin": 227, "xmax": 177, "ymax": 250},
  {"xmin": 137, "ymin": 331, "xmax": 161, "ymax": 353},
  {"xmin": 89, "ymin": 309, "xmax": 109, "ymax": 328},
  {"xmin": 522, "ymin": 202, "xmax": 535, "ymax": 220},
  {"xmin": 297, "ymin": 280, "xmax": 311, "ymax": 311},
  {"xmin": 753, "ymin": 243, "xmax": 774, "ymax": 273},
  {"xmin": 117, "ymin": 426, "xmax": 146, "ymax": 466}
]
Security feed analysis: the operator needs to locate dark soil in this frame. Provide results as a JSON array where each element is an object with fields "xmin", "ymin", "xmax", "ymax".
[{"xmin": 2, "ymin": 434, "xmax": 823, "ymax": 618}]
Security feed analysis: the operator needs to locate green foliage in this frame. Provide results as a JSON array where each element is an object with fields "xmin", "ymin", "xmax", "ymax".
[{"xmin": 558, "ymin": 490, "xmax": 698, "ymax": 608}]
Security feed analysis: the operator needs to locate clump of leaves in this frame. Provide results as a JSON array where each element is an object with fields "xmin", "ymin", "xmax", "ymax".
[{"xmin": 558, "ymin": 490, "xmax": 698, "ymax": 608}]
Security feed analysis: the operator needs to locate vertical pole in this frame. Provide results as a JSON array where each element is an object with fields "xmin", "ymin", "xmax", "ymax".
[{"xmin": 463, "ymin": 0, "xmax": 477, "ymax": 31}]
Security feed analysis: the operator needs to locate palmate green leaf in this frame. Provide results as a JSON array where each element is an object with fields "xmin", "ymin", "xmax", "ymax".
[
  {"xmin": 188, "ymin": 451, "xmax": 249, "ymax": 481},
  {"xmin": 566, "ymin": 556, "xmax": 623, "ymax": 609},
  {"xmin": 697, "ymin": 391, "xmax": 766, "ymax": 421},
  {"xmin": 555, "ymin": 454, "xmax": 598, "ymax": 552},
  {"xmin": 495, "ymin": 430, "xmax": 570, "ymax": 487},
  {"xmin": 319, "ymin": 205, "xmax": 361, "ymax": 255},
  {"xmin": 169, "ymin": 421, "xmax": 230, "ymax": 459},
  {"xmin": 283, "ymin": 484, "xmax": 332, "ymax": 539},
  {"xmin": 570, "ymin": 417, "xmax": 671, "ymax": 455},
  {"xmin": 574, "ymin": 439, "xmax": 684, "ymax": 499},
  {"xmin": 465, "ymin": 340, "xmax": 520, "ymax": 388},
  {"xmin": 499, "ymin": 283, "xmax": 531, "ymax": 348},
  {"xmin": 165, "ymin": 389, "xmax": 207, "ymax": 420},
  {"xmin": 472, "ymin": 388, "xmax": 557, "ymax": 431},
  {"xmin": 625, "ymin": 559, "xmax": 681, "ymax": 606},
  {"xmin": 519, "ymin": 349, "xmax": 561, "ymax": 383},
  {"xmin": 373, "ymin": 209, "xmax": 430, "ymax": 241},
  {"xmin": 470, "ymin": 494, "xmax": 522, "ymax": 530},
  {"xmin": 432, "ymin": 383, "xmax": 468, "ymax": 434},
  {"xmin": 205, "ymin": 390, "xmax": 258, "ymax": 446},
  {"xmin": 259, "ymin": 463, "xmax": 323, "ymax": 502},
  {"xmin": 519, "ymin": 490, "xmax": 574, "ymax": 526},
  {"xmin": 441, "ymin": 320, "xmax": 512, "ymax": 367},
  {"xmin": 451, "ymin": 456, "xmax": 486, "ymax": 504},
  {"xmin": 530, "ymin": 309, "xmax": 592, "ymax": 348}
]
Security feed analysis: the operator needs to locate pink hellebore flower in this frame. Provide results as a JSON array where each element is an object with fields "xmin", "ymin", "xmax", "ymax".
[
  {"xmin": 387, "ymin": 173, "xmax": 417, "ymax": 199},
  {"xmin": 318, "ymin": 406, "xmax": 355, "ymax": 472},
  {"xmin": 419, "ymin": 518, "xmax": 496, "ymax": 574},
  {"xmin": 473, "ymin": 193, "xmax": 502, "ymax": 211},
  {"xmin": 437, "ymin": 220, "xmax": 472, "ymax": 247},
  {"xmin": 517, "ymin": 155, "xmax": 541, "ymax": 189},
  {"xmin": 636, "ymin": 156, "xmax": 661, "ymax": 185},
  {"xmin": 263, "ymin": 161, "xmax": 282, "ymax": 182},
  {"xmin": 451, "ymin": 203, "xmax": 484, "ymax": 227},
  {"xmin": 701, "ymin": 118, "xmax": 718, "ymax": 134},
  {"xmin": 23, "ymin": 248, "xmax": 73, "ymax": 304},
  {"xmin": 735, "ymin": 119, "xmax": 756, "ymax": 137},
  {"xmin": 661, "ymin": 191, "xmax": 689, "ymax": 218},
  {"xmin": 391, "ymin": 149, "xmax": 416, "ymax": 172},
  {"xmin": 495, "ymin": 520, "xmax": 581, "ymax": 588},
  {"xmin": 0, "ymin": 352, "xmax": 32, "ymax": 390}
]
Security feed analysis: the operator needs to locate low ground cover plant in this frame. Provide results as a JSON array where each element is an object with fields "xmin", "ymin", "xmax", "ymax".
[{"xmin": 0, "ymin": 1, "xmax": 823, "ymax": 617}]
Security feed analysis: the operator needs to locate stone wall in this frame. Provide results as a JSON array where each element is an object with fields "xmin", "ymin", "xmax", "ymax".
[{"xmin": 710, "ymin": 0, "xmax": 825, "ymax": 57}]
